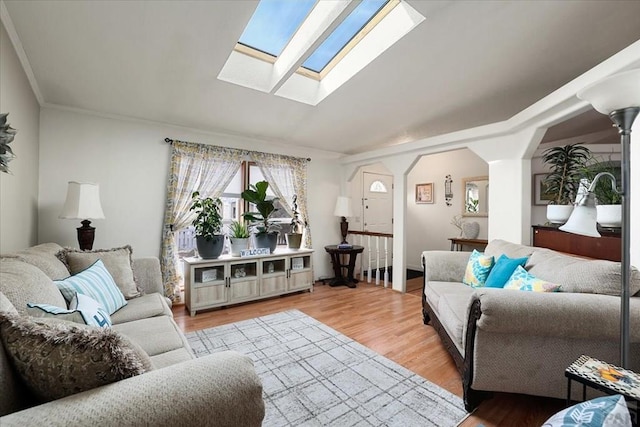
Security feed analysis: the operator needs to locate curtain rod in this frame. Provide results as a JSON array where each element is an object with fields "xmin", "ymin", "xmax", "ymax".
[{"xmin": 164, "ymin": 137, "xmax": 311, "ymax": 162}]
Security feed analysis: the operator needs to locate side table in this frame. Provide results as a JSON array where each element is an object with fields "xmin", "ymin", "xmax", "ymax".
[
  {"xmin": 565, "ymin": 355, "xmax": 640, "ymax": 425},
  {"xmin": 448, "ymin": 237, "xmax": 488, "ymax": 252},
  {"xmin": 324, "ymin": 245, "xmax": 364, "ymax": 288}
]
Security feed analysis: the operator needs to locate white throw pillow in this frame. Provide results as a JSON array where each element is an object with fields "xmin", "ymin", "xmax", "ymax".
[
  {"xmin": 27, "ymin": 293, "xmax": 112, "ymax": 328},
  {"xmin": 542, "ymin": 395, "xmax": 631, "ymax": 427}
]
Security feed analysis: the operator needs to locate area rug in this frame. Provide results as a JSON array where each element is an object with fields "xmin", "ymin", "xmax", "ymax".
[{"xmin": 186, "ymin": 309, "xmax": 467, "ymax": 426}]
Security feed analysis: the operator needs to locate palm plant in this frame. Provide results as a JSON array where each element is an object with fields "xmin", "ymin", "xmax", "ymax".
[{"xmin": 542, "ymin": 144, "xmax": 591, "ymax": 205}]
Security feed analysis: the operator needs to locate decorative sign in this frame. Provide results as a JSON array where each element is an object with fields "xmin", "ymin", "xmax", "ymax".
[{"xmin": 240, "ymin": 248, "xmax": 270, "ymax": 257}]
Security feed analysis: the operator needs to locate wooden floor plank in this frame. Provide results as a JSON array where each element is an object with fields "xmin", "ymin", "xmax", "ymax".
[{"xmin": 172, "ymin": 279, "xmax": 563, "ymax": 426}]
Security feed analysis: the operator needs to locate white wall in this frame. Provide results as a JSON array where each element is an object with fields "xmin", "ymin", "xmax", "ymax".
[
  {"xmin": 406, "ymin": 148, "xmax": 488, "ymax": 269},
  {"xmin": 37, "ymin": 107, "xmax": 342, "ymax": 279},
  {"xmin": 0, "ymin": 20, "xmax": 40, "ymax": 252}
]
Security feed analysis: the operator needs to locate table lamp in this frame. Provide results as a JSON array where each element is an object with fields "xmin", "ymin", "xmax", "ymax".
[
  {"xmin": 561, "ymin": 68, "xmax": 640, "ymax": 368},
  {"xmin": 334, "ymin": 196, "xmax": 353, "ymax": 244},
  {"xmin": 59, "ymin": 181, "xmax": 105, "ymax": 250}
]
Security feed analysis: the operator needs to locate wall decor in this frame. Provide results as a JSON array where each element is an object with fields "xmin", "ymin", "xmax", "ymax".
[
  {"xmin": 444, "ymin": 175, "xmax": 453, "ymax": 206},
  {"xmin": 462, "ymin": 176, "xmax": 489, "ymax": 217},
  {"xmin": 533, "ymin": 173, "xmax": 554, "ymax": 205},
  {"xmin": 0, "ymin": 113, "xmax": 18, "ymax": 174},
  {"xmin": 416, "ymin": 183, "xmax": 434, "ymax": 204}
]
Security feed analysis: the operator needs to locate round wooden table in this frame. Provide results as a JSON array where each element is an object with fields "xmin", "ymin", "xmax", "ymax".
[{"xmin": 324, "ymin": 245, "xmax": 364, "ymax": 288}]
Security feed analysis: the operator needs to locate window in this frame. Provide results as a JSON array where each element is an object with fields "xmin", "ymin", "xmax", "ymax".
[
  {"xmin": 238, "ymin": 0, "xmax": 316, "ymax": 58},
  {"xmin": 369, "ymin": 180, "xmax": 388, "ymax": 193},
  {"xmin": 176, "ymin": 162, "xmax": 292, "ymax": 258},
  {"xmin": 219, "ymin": 0, "xmax": 424, "ymax": 105},
  {"xmin": 301, "ymin": 0, "xmax": 388, "ymax": 73}
]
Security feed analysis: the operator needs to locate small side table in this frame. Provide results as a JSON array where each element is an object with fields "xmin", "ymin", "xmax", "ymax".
[
  {"xmin": 324, "ymin": 245, "xmax": 364, "ymax": 288},
  {"xmin": 565, "ymin": 355, "xmax": 640, "ymax": 425}
]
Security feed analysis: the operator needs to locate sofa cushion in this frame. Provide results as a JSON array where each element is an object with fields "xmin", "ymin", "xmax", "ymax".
[
  {"xmin": 504, "ymin": 266, "xmax": 562, "ymax": 292},
  {"xmin": 463, "ymin": 250, "xmax": 494, "ymax": 288},
  {"xmin": 527, "ymin": 250, "xmax": 640, "ymax": 296},
  {"xmin": 437, "ymin": 293, "xmax": 472, "ymax": 353},
  {"xmin": 28, "ymin": 293, "xmax": 112, "ymax": 328},
  {"xmin": 485, "ymin": 254, "xmax": 528, "ymax": 288},
  {"xmin": 0, "ymin": 258, "xmax": 67, "ymax": 316},
  {"xmin": 0, "ymin": 312, "xmax": 150, "ymax": 403},
  {"xmin": 55, "ymin": 259, "xmax": 127, "ymax": 315},
  {"xmin": 113, "ymin": 315, "xmax": 191, "ymax": 357},
  {"xmin": 5, "ymin": 243, "xmax": 70, "ymax": 280},
  {"xmin": 543, "ymin": 394, "xmax": 631, "ymax": 427},
  {"xmin": 58, "ymin": 246, "xmax": 141, "ymax": 299},
  {"xmin": 485, "ymin": 239, "xmax": 535, "ymax": 259},
  {"xmin": 150, "ymin": 347, "xmax": 195, "ymax": 369},
  {"xmin": 110, "ymin": 292, "xmax": 172, "ymax": 324}
]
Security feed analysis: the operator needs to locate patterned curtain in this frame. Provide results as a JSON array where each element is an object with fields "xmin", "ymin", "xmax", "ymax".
[
  {"xmin": 251, "ymin": 152, "xmax": 312, "ymax": 248},
  {"xmin": 161, "ymin": 141, "xmax": 245, "ymax": 301}
]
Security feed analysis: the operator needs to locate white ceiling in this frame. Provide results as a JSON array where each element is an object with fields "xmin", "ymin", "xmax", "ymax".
[{"xmin": 3, "ymin": 0, "xmax": 640, "ymax": 155}]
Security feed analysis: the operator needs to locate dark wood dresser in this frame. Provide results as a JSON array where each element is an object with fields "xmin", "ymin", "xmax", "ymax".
[{"xmin": 531, "ymin": 225, "xmax": 621, "ymax": 261}]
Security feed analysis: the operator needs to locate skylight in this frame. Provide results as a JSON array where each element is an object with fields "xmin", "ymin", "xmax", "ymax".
[
  {"xmin": 302, "ymin": 0, "xmax": 388, "ymax": 73},
  {"xmin": 218, "ymin": 0, "xmax": 425, "ymax": 105},
  {"xmin": 238, "ymin": 0, "xmax": 316, "ymax": 57}
]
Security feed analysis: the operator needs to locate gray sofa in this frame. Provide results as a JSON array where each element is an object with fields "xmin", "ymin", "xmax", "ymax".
[
  {"xmin": 421, "ymin": 239, "xmax": 640, "ymax": 411},
  {"xmin": 0, "ymin": 243, "xmax": 265, "ymax": 426}
]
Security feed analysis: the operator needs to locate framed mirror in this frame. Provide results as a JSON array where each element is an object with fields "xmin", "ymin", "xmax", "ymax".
[{"xmin": 462, "ymin": 176, "xmax": 489, "ymax": 217}]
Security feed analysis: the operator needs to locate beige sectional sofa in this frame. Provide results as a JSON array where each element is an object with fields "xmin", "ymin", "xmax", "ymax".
[
  {"xmin": 0, "ymin": 243, "xmax": 265, "ymax": 426},
  {"xmin": 421, "ymin": 239, "xmax": 640, "ymax": 411}
]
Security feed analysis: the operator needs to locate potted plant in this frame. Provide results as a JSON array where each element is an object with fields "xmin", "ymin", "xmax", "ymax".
[
  {"xmin": 541, "ymin": 143, "xmax": 590, "ymax": 224},
  {"xmin": 286, "ymin": 195, "xmax": 304, "ymax": 249},
  {"xmin": 190, "ymin": 191, "xmax": 224, "ymax": 259},
  {"xmin": 241, "ymin": 181, "xmax": 280, "ymax": 253},
  {"xmin": 584, "ymin": 158, "xmax": 622, "ymax": 228},
  {"xmin": 228, "ymin": 220, "xmax": 250, "ymax": 256}
]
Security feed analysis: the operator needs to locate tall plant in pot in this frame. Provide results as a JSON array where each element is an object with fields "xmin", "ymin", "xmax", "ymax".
[
  {"xmin": 190, "ymin": 191, "xmax": 224, "ymax": 259},
  {"xmin": 241, "ymin": 181, "xmax": 280, "ymax": 253},
  {"xmin": 286, "ymin": 195, "xmax": 304, "ymax": 250},
  {"xmin": 584, "ymin": 158, "xmax": 622, "ymax": 228},
  {"xmin": 542, "ymin": 143, "xmax": 590, "ymax": 224},
  {"xmin": 228, "ymin": 220, "xmax": 250, "ymax": 256}
]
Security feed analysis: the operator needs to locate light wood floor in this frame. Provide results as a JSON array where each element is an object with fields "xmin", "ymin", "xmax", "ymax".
[{"xmin": 172, "ymin": 278, "xmax": 564, "ymax": 426}]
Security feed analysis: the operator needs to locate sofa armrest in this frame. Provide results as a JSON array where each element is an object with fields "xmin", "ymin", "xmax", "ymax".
[
  {"xmin": 133, "ymin": 257, "xmax": 164, "ymax": 296},
  {"xmin": 472, "ymin": 289, "xmax": 640, "ymax": 341},
  {"xmin": 422, "ymin": 251, "xmax": 470, "ymax": 283},
  {"xmin": 0, "ymin": 351, "xmax": 265, "ymax": 427}
]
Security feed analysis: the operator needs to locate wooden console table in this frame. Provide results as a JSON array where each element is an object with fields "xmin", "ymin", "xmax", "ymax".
[
  {"xmin": 532, "ymin": 225, "xmax": 621, "ymax": 261},
  {"xmin": 448, "ymin": 238, "xmax": 488, "ymax": 252}
]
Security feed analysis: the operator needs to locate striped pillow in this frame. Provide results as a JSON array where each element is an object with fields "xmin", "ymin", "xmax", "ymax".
[
  {"xmin": 54, "ymin": 260, "xmax": 127, "ymax": 315},
  {"xmin": 27, "ymin": 293, "xmax": 112, "ymax": 328}
]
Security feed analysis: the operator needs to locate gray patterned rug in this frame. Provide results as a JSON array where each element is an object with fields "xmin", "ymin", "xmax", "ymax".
[{"xmin": 186, "ymin": 310, "xmax": 467, "ymax": 426}]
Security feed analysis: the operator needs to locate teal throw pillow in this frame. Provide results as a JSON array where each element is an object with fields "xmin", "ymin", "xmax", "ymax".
[
  {"xmin": 504, "ymin": 265, "xmax": 561, "ymax": 292},
  {"xmin": 484, "ymin": 254, "xmax": 528, "ymax": 288},
  {"xmin": 27, "ymin": 293, "xmax": 112, "ymax": 328},
  {"xmin": 55, "ymin": 259, "xmax": 127, "ymax": 315},
  {"xmin": 542, "ymin": 394, "xmax": 631, "ymax": 427},
  {"xmin": 462, "ymin": 250, "xmax": 494, "ymax": 288}
]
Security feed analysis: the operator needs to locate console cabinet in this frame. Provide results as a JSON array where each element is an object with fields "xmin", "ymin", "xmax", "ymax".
[
  {"xmin": 183, "ymin": 249, "xmax": 314, "ymax": 316},
  {"xmin": 532, "ymin": 225, "xmax": 621, "ymax": 261}
]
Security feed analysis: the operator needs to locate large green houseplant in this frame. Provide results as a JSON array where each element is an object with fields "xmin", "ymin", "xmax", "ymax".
[
  {"xmin": 583, "ymin": 158, "xmax": 622, "ymax": 227},
  {"xmin": 241, "ymin": 181, "xmax": 280, "ymax": 253},
  {"xmin": 542, "ymin": 143, "xmax": 590, "ymax": 224},
  {"xmin": 190, "ymin": 191, "xmax": 224, "ymax": 259}
]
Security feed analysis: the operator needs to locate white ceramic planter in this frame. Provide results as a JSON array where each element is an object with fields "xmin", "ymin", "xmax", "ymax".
[
  {"xmin": 229, "ymin": 237, "xmax": 249, "ymax": 256},
  {"xmin": 546, "ymin": 205, "xmax": 573, "ymax": 224},
  {"xmin": 596, "ymin": 205, "xmax": 622, "ymax": 228}
]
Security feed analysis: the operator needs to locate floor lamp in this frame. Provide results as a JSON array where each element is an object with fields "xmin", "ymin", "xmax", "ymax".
[{"xmin": 560, "ymin": 68, "xmax": 640, "ymax": 369}]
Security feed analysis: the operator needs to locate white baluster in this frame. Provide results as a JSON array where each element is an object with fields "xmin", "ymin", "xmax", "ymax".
[
  {"xmin": 375, "ymin": 236, "xmax": 380, "ymax": 285},
  {"xmin": 366, "ymin": 235, "xmax": 372, "ymax": 283},
  {"xmin": 384, "ymin": 237, "xmax": 389, "ymax": 288}
]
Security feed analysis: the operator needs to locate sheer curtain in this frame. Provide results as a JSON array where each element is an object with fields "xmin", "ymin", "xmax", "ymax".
[
  {"xmin": 251, "ymin": 152, "xmax": 312, "ymax": 248},
  {"xmin": 161, "ymin": 141, "xmax": 245, "ymax": 301}
]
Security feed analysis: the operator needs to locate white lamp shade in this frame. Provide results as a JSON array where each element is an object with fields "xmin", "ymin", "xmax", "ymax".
[
  {"xmin": 59, "ymin": 181, "xmax": 105, "ymax": 220},
  {"xmin": 334, "ymin": 196, "xmax": 353, "ymax": 217},
  {"xmin": 559, "ymin": 205, "xmax": 600, "ymax": 238},
  {"xmin": 577, "ymin": 68, "xmax": 640, "ymax": 114}
]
